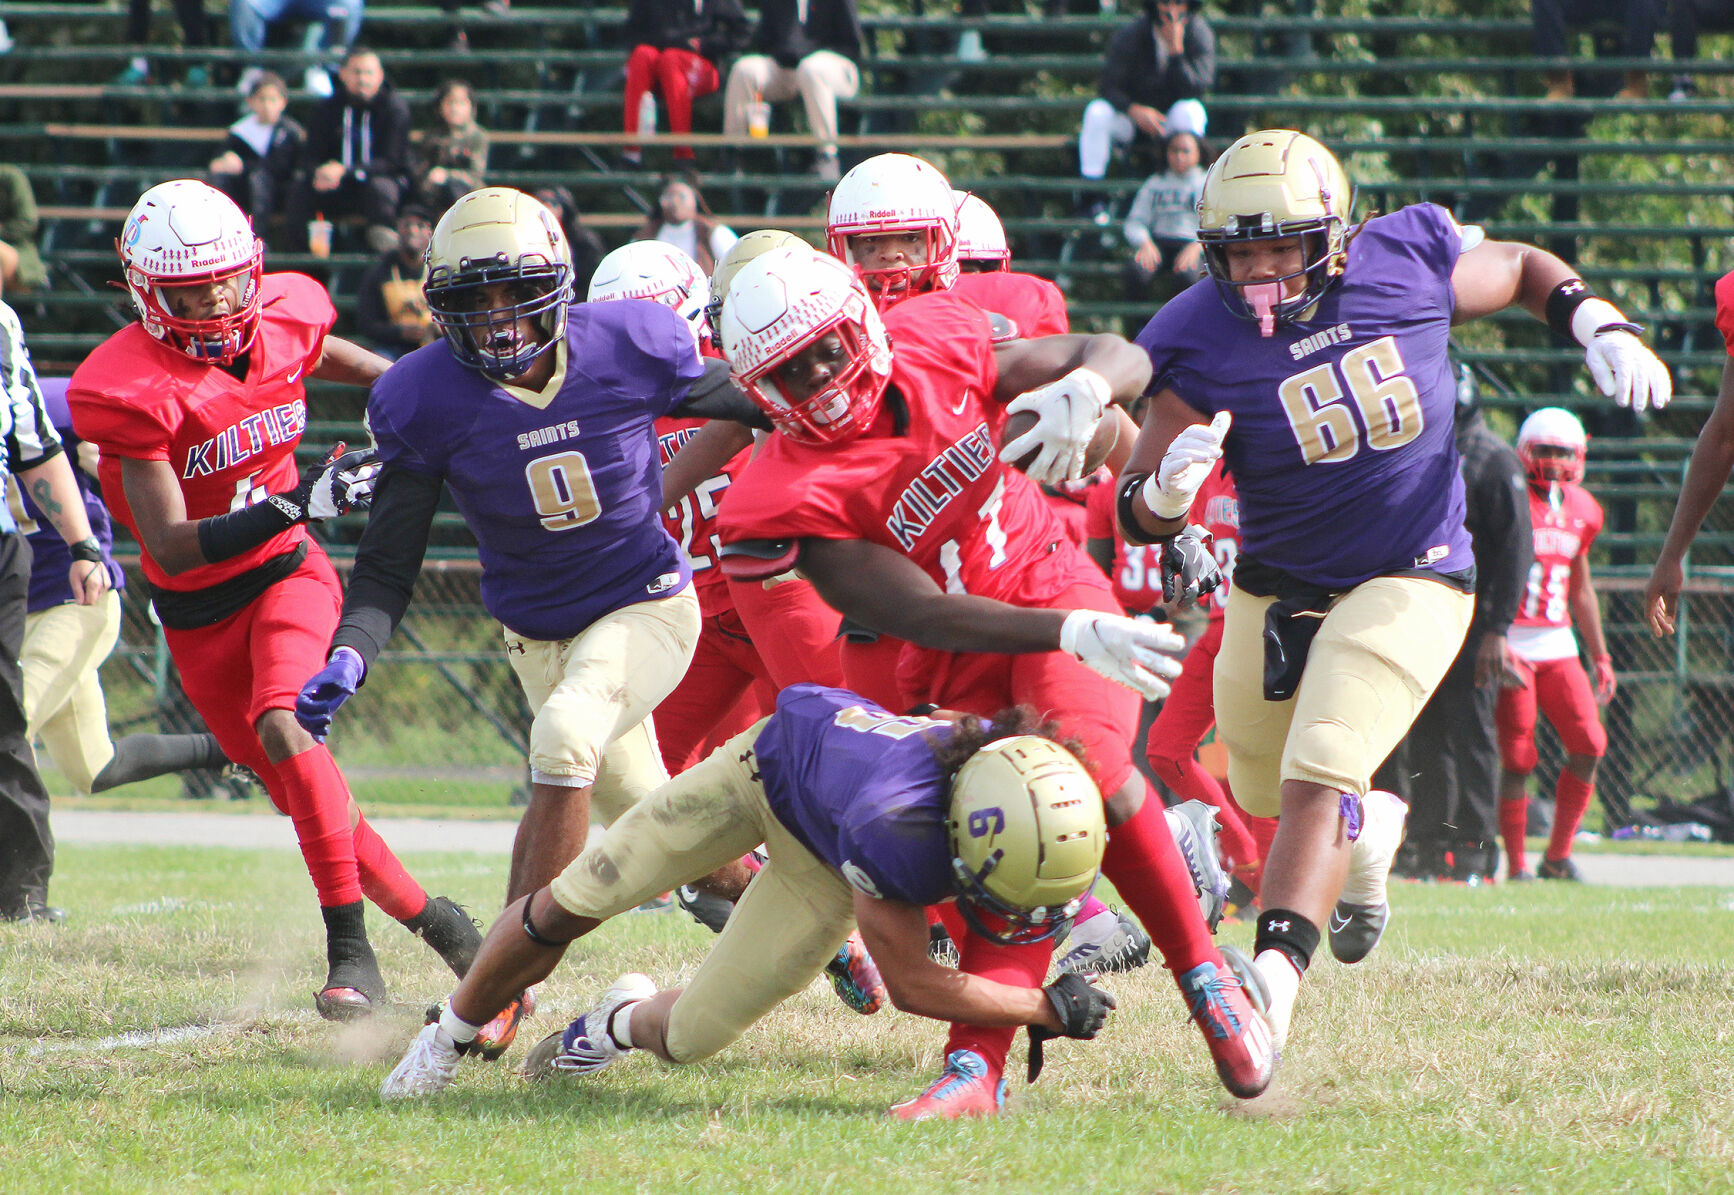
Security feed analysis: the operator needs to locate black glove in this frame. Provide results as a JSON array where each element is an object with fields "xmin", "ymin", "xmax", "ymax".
[
  {"xmin": 1027, "ymin": 973, "xmax": 1117, "ymax": 1082},
  {"xmin": 1160, "ymin": 524, "xmax": 1221, "ymax": 608}
]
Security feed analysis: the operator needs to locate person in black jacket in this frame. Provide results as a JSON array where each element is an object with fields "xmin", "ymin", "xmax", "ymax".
[
  {"xmin": 721, "ymin": 0, "xmax": 863, "ymax": 180},
  {"xmin": 355, "ymin": 205, "xmax": 434, "ymax": 359},
  {"xmin": 1378, "ymin": 372, "xmax": 1534, "ymax": 885},
  {"xmin": 209, "ymin": 72, "xmax": 305, "ymax": 234},
  {"xmin": 623, "ymin": 0, "xmax": 749, "ymax": 165},
  {"xmin": 1079, "ymin": 0, "xmax": 1216, "ymax": 181},
  {"xmin": 282, "ymin": 47, "xmax": 412, "ymax": 254}
]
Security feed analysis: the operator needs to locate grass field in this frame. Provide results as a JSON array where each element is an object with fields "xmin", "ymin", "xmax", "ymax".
[{"xmin": 4, "ymin": 842, "xmax": 1734, "ymax": 1194}]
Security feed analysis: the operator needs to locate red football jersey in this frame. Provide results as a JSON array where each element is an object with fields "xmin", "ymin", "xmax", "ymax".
[
  {"xmin": 950, "ymin": 270, "xmax": 1070, "ymax": 339},
  {"xmin": 1716, "ymin": 270, "xmax": 1734, "ymax": 358},
  {"xmin": 67, "ymin": 273, "xmax": 333, "ymax": 591},
  {"xmin": 1042, "ymin": 470, "xmax": 1106, "ymax": 548},
  {"xmin": 718, "ymin": 291, "xmax": 1089, "ymax": 605},
  {"xmin": 1514, "ymin": 481, "xmax": 1603, "ymax": 629},
  {"xmin": 1084, "ymin": 459, "xmax": 1237, "ymax": 617},
  {"xmin": 656, "ymin": 414, "xmax": 748, "ymax": 609}
]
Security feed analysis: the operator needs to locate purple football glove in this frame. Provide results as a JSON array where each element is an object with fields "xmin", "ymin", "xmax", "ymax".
[{"xmin": 295, "ymin": 647, "xmax": 365, "ymax": 742}]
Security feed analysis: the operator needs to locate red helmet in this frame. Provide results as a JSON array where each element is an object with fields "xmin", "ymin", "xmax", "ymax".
[
  {"xmin": 117, "ymin": 180, "xmax": 264, "ymax": 366},
  {"xmin": 1517, "ymin": 407, "xmax": 1588, "ymax": 487}
]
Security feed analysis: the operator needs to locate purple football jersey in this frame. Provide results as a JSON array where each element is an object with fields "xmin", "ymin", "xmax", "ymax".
[
  {"xmin": 1136, "ymin": 204, "xmax": 1474, "ymax": 589},
  {"xmin": 367, "ymin": 300, "xmax": 703, "ymax": 640},
  {"xmin": 754, "ymin": 684, "xmax": 957, "ymax": 907},
  {"xmin": 23, "ymin": 379, "xmax": 123, "ymax": 614}
]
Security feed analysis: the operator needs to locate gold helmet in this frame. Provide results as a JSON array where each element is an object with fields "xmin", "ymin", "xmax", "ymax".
[
  {"xmin": 706, "ymin": 228, "xmax": 811, "ymax": 337},
  {"xmin": 1196, "ymin": 129, "xmax": 1352, "ymax": 331},
  {"xmin": 948, "ymin": 736, "xmax": 1106, "ymax": 945},
  {"xmin": 423, "ymin": 186, "xmax": 573, "ymax": 380}
]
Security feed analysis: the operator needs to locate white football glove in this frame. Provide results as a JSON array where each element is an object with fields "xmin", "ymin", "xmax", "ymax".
[
  {"xmin": 1141, "ymin": 411, "xmax": 1231, "ymax": 521},
  {"xmin": 1572, "ymin": 297, "xmax": 1671, "ymax": 412},
  {"xmin": 997, "ymin": 366, "xmax": 1111, "ymax": 486},
  {"xmin": 1058, "ymin": 610, "xmax": 1185, "ymax": 700},
  {"xmin": 306, "ymin": 447, "xmax": 383, "ymax": 521}
]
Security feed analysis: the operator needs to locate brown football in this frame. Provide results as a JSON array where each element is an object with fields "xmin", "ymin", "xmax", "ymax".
[{"xmin": 1000, "ymin": 408, "xmax": 1123, "ymax": 477}]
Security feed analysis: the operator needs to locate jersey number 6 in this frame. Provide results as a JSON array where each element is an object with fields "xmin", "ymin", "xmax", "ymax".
[
  {"xmin": 526, "ymin": 450, "xmax": 602, "ymax": 531},
  {"xmin": 1278, "ymin": 335, "xmax": 1422, "ymax": 465}
]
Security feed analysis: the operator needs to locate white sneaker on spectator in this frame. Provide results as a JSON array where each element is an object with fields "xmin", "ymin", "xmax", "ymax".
[
  {"xmin": 304, "ymin": 66, "xmax": 334, "ymax": 97},
  {"xmin": 0, "ymin": 21, "xmax": 15, "ymax": 55}
]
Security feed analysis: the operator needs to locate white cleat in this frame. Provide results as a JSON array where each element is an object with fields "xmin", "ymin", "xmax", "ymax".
[
  {"xmin": 1330, "ymin": 789, "xmax": 1408, "ymax": 964},
  {"xmin": 522, "ymin": 972, "xmax": 656, "ymax": 1080},
  {"xmin": 380, "ymin": 1022, "xmax": 464, "ymax": 1101},
  {"xmin": 1165, "ymin": 799, "xmax": 1231, "ymax": 932}
]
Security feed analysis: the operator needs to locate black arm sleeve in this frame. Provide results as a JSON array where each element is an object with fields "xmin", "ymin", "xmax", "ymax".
[
  {"xmin": 670, "ymin": 357, "xmax": 774, "ymax": 429},
  {"xmin": 1466, "ymin": 443, "xmax": 1532, "ymax": 636},
  {"xmin": 329, "ymin": 464, "xmax": 442, "ymax": 670}
]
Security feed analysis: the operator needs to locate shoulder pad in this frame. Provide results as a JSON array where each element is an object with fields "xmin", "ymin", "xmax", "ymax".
[{"xmin": 720, "ymin": 538, "xmax": 802, "ymax": 580}]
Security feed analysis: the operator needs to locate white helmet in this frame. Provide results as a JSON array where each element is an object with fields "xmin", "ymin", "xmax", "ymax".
[
  {"xmin": 587, "ymin": 240, "xmax": 711, "ymax": 341},
  {"xmin": 424, "ymin": 186, "xmax": 573, "ymax": 380},
  {"xmin": 954, "ymin": 191, "xmax": 1010, "ymax": 272},
  {"xmin": 720, "ymin": 246, "xmax": 892, "ymax": 446},
  {"xmin": 117, "ymin": 179, "xmax": 264, "ymax": 366},
  {"xmin": 1517, "ymin": 406, "xmax": 1588, "ymax": 487},
  {"xmin": 826, "ymin": 153, "xmax": 960, "ymax": 305}
]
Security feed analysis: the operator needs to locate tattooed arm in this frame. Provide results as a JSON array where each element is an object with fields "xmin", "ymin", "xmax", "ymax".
[{"xmin": 15, "ymin": 452, "xmax": 108, "ymax": 605}]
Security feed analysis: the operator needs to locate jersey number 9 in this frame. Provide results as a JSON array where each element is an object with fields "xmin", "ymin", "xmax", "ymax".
[{"xmin": 526, "ymin": 450, "xmax": 602, "ymax": 531}]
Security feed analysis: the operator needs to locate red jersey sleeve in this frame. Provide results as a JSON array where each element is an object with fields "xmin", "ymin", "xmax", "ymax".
[
  {"xmin": 1716, "ymin": 270, "xmax": 1734, "ymax": 358},
  {"xmin": 1576, "ymin": 485, "xmax": 1605, "ymax": 555},
  {"xmin": 1084, "ymin": 477, "xmax": 1115, "ymax": 540},
  {"xmin": 67, "ymin": 327, "xmax": 183, "ymax": 461}
]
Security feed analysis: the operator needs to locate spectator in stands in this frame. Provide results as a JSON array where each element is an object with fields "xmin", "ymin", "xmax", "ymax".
[
  {"xmin": 1667, "ymin": 0, "xmax": 1734, "ymax": 100},
  {"xmin": 283, "ymin": 46, "xmax": 411, "ymax": 254},
  {"xmin": 0, "ymin": 166, "xmax": 44, "ymax": 296},
  {"xmin": 1079, "ymin": 0, "xmax": 1215, "ymax": 183},
  {"xmin": 1533, "ymin": 0, "xmax": 1660, "ymax": 100},
  {"xmin": 533, "ymin": 185, "xmax": 607, "ymax": 296},
  {"xmin": 634, "ymin": 174, "xmax": 737, "ymax": 274},
  {"xmin": 413, "ymin": 79, "xmax": 488, "ymax": 215},
  {"xmin": 209, "ymin": 71, "xmax": 305, "ymax": 234},
  {"xmin": 722, "ymin": 0, "xmax": 863, "ymax": 181},
  {"xmin": 355, "ymin": 204, "xmax": 435, "ymax": 359},
  {"xmin": 116, "ymin": 0, "xmax": 212, "ymax": 87},
  {"xmin": 230, "ymin": 0, "xmax": 364, "ymax": 99},
  {"xmin": 622, "ymin": 0, "xmax": 749, "ymax": 166},
  {"xmin": 1122, "ymin": 129, "xmax": 1207, "ymax": 302}
]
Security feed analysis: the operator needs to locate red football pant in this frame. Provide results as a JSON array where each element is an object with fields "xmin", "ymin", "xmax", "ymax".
[
  {"xmin": 165, "ymin": 551, "xmax": 423, "ymax": 915},
  {"xmin": 1498, "ymin": 655, "xmax": 1606, "ymax": 868},
  {"xmin": 726, "ymin": 574, "xmax": 844, "ymax": 690},
  {"xmin": 624, "ymin": 44, "xmax": 720, "ymax": 158},
  {"xmin": 653, "ymin": 605, "xmax": 775, "ymax": 775},
  {"xmin": 841, "ymin": 632, "xmax": 909, "ymax": 714},
  {"xmin": 1143, "ymin": 618, "xmax": 1259, "ymax": 870}
]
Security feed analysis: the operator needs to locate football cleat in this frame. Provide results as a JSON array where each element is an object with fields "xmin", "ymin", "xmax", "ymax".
[
  {"xmin": 412, "ymin": 896, "xmax": 484, "ymax": 978},
  {"xmin": 824, "ymin": 931, "xmax": 887, "ymax": 1015},
  {"xmin": 380, "ymin": 1022, "xmax": 467, "ymax": 1101},
  {"xmin": 1537, "ymin": 855, "xmax": 1583, "ymax": 882},
  {"xmin": 888, "ymin": 1049, "xmax": 1007, "ymax": 1121},
  {"xmin": 315, "ymin": 953, "xmax": 387, "ymax": 1023},
  {"xmin": 522, "ymin": 973, "xmax": 656, "ymax": 1080},
  {"xmin": 1330, "ymin": 790, "xmax": 1408, "ymax": 964},
  {"xmin": 928, "ymin": 921, "xmax": 960, "ymax": 968},
  {"xmin": 1178, "ymin": 945, "xmax": 1276, "ymax": 1100},
  {"xmin": 1165, "ymin": 799, "xmax": 1232, "ymax": 932},
  {"xmin": 472, "ymin": 987, "xmax": 537, "ymax": 1061},
  {"xmin": 676, "ymin": 884, "xmax": 734, "ymax": 934},
  {"xmin": 1056, "ymin": 908, "xmax": 1151, "ymax": 975}
]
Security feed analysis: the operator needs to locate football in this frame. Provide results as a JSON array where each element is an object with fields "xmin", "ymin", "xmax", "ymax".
[{"xmin": 1000, "ymin": 408, "xmax": 1123, "ymax": 477}]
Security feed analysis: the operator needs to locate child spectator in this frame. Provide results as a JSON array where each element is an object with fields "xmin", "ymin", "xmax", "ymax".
[
  {"xmin": 209, "ymin": 72, "xmax": 306, "ymax": 232},
  {"xmin": 633, "ymin": 174, "xmax": 736, "ymax": 274},
  {"xmin": 532, "ymin": 185, "xmax": 606, "ymax": 295},
  {"xmin": 355, "ymin": 205, "xmax": 435, "ymax": 359},
  {"xmin": 622, "ymin": 0, "xmax": 750, "ymax": 165},
  {"xmin": 1123, "ymin": 129, "xmax": 1206, "ymax": 301},
  {"xmin": 413, "ymin": 79, "xmax": 488, "ymax": 214}
]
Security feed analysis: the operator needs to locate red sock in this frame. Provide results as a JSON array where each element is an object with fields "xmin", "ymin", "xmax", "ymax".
[
  {"xmin": 273, "ymin": 746, "xmax": 363, "ymax": 907},
  {"xmin": 1101, "ymin": 795, "xmax": 1222, "ymax": 974},
  {"xmin": 1548, "ymin": 770, "xmax": 1595, "ymax": 862},
  {"xmin": 352, "ymin": 815, "xmax": 427, "ymax": 921},
  {"xmin": 932, "ymin": 905, "xmax": 1051, "ymax": 1078},
  {"xmin": 1500, "ymin": 795, "xmax": 1530, "ymax": 875}
]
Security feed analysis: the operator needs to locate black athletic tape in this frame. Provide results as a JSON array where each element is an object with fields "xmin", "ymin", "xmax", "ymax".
[
  {"xmin": 1115, "ymin": 470, "xmax": 1170, "ymax": 547},
  {"xmin": 521, "ymin": 895, "xmax": 565, "ymax": 947}
]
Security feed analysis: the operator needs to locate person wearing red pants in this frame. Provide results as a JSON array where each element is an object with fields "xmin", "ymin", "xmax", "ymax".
[
  {"xmin": 621, "ymin": 0, "xmax": 749, "ymax": 164},
  {"xmin": 67, "ymin": 181, "xmax": 480, "ymax": 1020},
  {"xmin": 1497, "ymin": 408, "xmax": 1612, "ymax": 882},
  {"xmin": 715, "ymin": 247, "xmax": 1274, "ymax": 1116}
]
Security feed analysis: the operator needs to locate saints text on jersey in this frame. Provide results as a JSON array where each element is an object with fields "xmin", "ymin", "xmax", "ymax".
[
  {"xmin": 182, "ymin": 399, "xmax": 307, "ymax": 478},
  {"xmin": 1289, "ymin": 322, "xmax": 1354, "ymax": 361},
  {"xmin": 517, "ymin": 419, "xmax": 582, "ymax": 452},
  {"xmin": 885, "ymin": 422, "xmax": 997, "ymax": 550}
]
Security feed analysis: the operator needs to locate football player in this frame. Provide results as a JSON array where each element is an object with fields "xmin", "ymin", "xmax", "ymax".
[
  {"xmin": 382, "ymin": 685, "xmax": 1124, "ymax": 1109},
  {"xmin": 1118, "ymin": 130, "xmax": 1671, "ymax": 1052},
  {"xmin": 1645, "ymin": 267, "xmax": 1734, "ymax": 638},
  {"xmin": 67, "ymin": 180, "xmax": 480, "ymax": 1019},
  {"xmin": 294, "ymin": 187, "xmax": 780, "ymax": 1053},
  {"xmin": 951, "ymin": 191, "xmax": 1071, "ymax": 338},
  {"xmin": 711, "ymin": 247, "xmax": 1275, "ymax": 1112},
  {"xmin": 1497, "ymin": 408, "xmax": 1611, "ymax": 882}
]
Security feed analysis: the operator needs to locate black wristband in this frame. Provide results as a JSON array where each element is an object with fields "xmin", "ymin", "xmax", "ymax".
[
  {"xmin": 196, "ymin": 493, "xmax": 302, "ymax": 564},
  {"xmin": 1115, "ymin": 470, "xmax": 1174, "ymax": 547},
  {"xmin": 1542, "ymin": 278, "xmax": 1594, "ymax": 341},
  {"xmin": 69, "ymin": 538, "xmax": 103, "ymax": 564}
]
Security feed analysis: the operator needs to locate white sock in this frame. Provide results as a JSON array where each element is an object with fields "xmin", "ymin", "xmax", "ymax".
[
  {"xmin": 1253, "ymin": 949, "xmax": 1302, "ymax": 1052},
  {"xmin": 608, "ymin": 1001, "xmax": 643, "ymax": 1050},
  {"xmin": 438, "ymin": 1002, "xmax": 481, "ymax": 1046}
]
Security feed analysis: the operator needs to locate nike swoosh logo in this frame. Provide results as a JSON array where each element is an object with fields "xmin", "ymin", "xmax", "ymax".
[
  {"xmin": 1329, "ymin": 912, "xmax": 1353, "ymax": 934},
  {"xmin": 287, "ymin": 363, "xmax": 304, "ymax": 384},
  {"xmin": 951, "ymin": 396, "xmax": 968, "ymax": 415}
]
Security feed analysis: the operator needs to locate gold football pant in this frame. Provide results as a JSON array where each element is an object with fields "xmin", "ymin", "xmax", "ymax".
[
  {"xmin": 549, "ymin": 720, "xmax": 857, "ymax": 1063},
  {"xmin": 1213, "ymin": 576, "xmax": 1474, "ymax": 817},
  {"xmin": 21, "ymin": 593, "xmax": 122, "ymax": 793}
]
